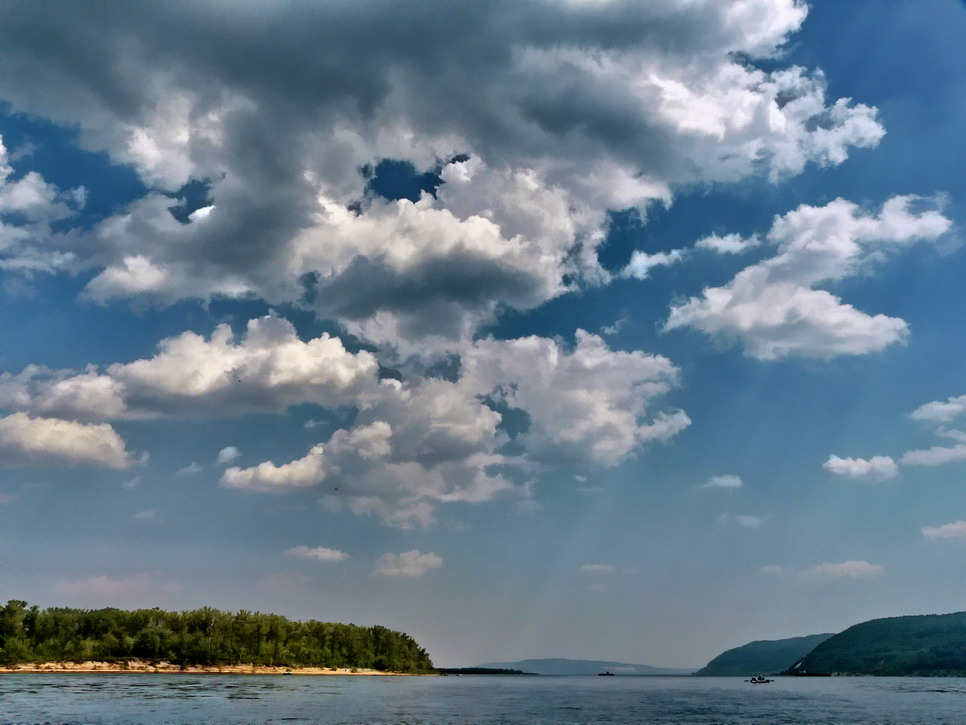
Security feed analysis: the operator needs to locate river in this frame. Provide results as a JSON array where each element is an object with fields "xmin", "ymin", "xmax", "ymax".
[{"xmin": 4, "ymin": 673, "xmax": 966, "ymax": 724}]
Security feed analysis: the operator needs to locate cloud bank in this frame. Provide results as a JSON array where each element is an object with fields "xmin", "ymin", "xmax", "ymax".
[{"xmin": 0, "ymin": 0, "xmax": 887, "ymax": 355}]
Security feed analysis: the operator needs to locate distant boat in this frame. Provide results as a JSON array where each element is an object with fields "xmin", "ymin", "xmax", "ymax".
[
  {"xmin": 598, "ymin": 671, "xmax": 615, "ymax": 676},
  {"xmin": 746, "ymin": 675, "xmax": 773, "ymax": 684}
]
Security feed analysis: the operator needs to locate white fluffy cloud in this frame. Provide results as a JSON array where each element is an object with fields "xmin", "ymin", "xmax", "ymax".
[
  {"xmin": 284, "ymin": 546, "xmax": 349, "ymax": 562},
  {"xmin": 911, "ymin": 395, "xmax": 966, "ymax": 424},
  {"xmin": 220, "ymin": 327, "xmax": 687, "ymax": 526},
  {"xmin": 374, "ymin": 550, "xmax": 442, "ymax": 578},
  {"xmin": 461, "ymin": 331, "xmax": 689, "ymax": 466},
  {"xmin": 888, "ymin": 395, "xmax": 966, "ymax": 469},
  {"xmin": 0, "ymin": 412, "xmax": 132, "ymax": 469},
  {"xmin": 667, "ymin": 197, "xmax": 951, "ymax": 359},
  {"xmin": 696, "ymin": 233, "xmax": 760, "ymax": 255},
  {"xmin": 0, "ymin": 314, "xmax": 380, "ymax": 421},
  {"xmin": 804, "ymin": 560, "xmax": 884, "ymax": 579},
  {"xmin": 223, "ymin": 405, "xmax": 508, "ymax": 527},
  {"xmin": 827, "ymin": 394, "xmax": 966, "ymax": 477},
  {"xmin": 222, "ymin": 444, "xmax": 326, "ymax": 493},
  {"xmin": 823, "ymin": 455, "xmax": 898, "ymax": 482},
  {"xmin": 0, "ymin": 136, "xmax": 84, "ymax": 274},
  {"xmin": 3, "ymin": 305, "xmax": 684, "ymax": 522},
  {"xmin": 8, "ymin": 313, "xmax": 685, "ymax": 524},
  {"xmin": 622, "ymin": 249, "xmax": 686, "ymax": 280}
]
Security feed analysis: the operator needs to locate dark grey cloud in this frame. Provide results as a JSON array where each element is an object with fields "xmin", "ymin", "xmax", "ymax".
[{"xmin": 0, "ymin": 0, "xmax": 882, "ymax": 351}]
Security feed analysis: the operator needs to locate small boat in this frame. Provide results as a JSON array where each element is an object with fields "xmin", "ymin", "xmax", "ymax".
[
  {"xmin": 746, "ymin": 675, "xmax": 773, "ymax": 684},
  {"xmin": 598, "ymin": 671, "xmax": 615, "ymax": 676}
]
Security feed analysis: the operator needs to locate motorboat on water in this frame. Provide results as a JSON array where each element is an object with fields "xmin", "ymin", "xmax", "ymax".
[
  {"xmin": 746, "ymin": 675, "xmax": 773, "ymax": 684},
  {"xmin": 598, "ymin": 671, "xmax": 615, "ymax": 676}
]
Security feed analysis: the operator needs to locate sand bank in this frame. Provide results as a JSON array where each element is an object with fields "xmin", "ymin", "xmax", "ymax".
[{"xmin": 0, "ymin": 660, "xmax": 421, "ymax": 675}]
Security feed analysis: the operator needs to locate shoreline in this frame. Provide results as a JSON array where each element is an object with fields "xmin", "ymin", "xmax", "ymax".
[{"xmin": 0, "ymin": 661, "xmax": 426, "ymax": 676}]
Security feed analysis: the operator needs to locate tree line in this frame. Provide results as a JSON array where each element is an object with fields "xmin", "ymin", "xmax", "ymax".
[{"xmin": 0, "ymin": 600, "xmax": 435, "ymax": 672}]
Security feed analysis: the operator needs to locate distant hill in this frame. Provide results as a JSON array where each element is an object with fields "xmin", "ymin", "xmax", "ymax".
[
  {"xmin": 692, "ymin": 634, "xmax": 834, "ymax": 676},
  {"xmin": 787, "ymin": 611, "xmax": 966, "ymax": 676},
  {"xmin": 476, "ymin": 658, "xmax": 694, "ymax": 676}
]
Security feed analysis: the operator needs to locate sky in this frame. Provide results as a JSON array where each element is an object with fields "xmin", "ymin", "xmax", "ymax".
[{"xmin": 0, "ymin": 0, "xmax": 965, "ymax": 669}]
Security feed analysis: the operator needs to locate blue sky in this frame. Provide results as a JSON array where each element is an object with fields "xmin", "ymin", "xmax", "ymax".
[{"xmin": 1, "ymin": 0, "xmax": 965, "ymax": 669}]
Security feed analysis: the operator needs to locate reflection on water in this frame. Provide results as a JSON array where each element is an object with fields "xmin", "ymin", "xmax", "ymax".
[{"xmin": 3, "ymin": 674, "xmax": 966, "ymax": 724}]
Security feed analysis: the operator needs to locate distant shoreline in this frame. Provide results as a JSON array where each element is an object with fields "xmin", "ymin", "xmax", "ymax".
[{"xmin": 0, "ymin": 661, "xmax": 424, "ymax": 676}]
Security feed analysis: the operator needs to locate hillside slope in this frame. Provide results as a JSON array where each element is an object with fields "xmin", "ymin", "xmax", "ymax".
[
  {"xmin": 693, "ymin": 634, "xmax": 834, "ymax": 676},
  {"xmin": 789, "ymin": 612, "xmax": 966, "ymax": 676}
]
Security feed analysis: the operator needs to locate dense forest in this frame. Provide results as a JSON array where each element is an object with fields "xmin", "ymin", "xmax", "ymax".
[
  {"xmin": 0, "ymin": 600, "xmax": 435, "ymax": 672},
  {"xmin": 692, "ymin": 634, "xmax": 833, "ymax": 676},
  {"xmin": 788, "ymin": 612, "xmax": 966, "ymax": 676}
]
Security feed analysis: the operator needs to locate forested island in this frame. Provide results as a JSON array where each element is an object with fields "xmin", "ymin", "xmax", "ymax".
[
  {"xmin": 0, "ymin": 600, "xmax": 435, "ymax": 673},
  {"xmin": 787, "ymin": 612, "xmax": 966, "ymax": 676}
]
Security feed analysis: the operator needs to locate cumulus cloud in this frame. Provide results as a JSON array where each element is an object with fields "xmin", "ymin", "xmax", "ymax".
[
  {"xmin": 284, "ymin": 545, "xmax": 349, "ymax": 562},
  {"xmin": 702, "ymin": 474, "xmax": 743, "ymax": 489},
  {"xmin": 666, "ymin": 197, "xmax": 951, "ymax": 359},
  {"xmin": 823, "ymin": 455, "xmax": 898, "ymax": 482},
  {"xmin": 3, "ymin": 311, "xmax": 686, "ymax": 526},
  {"xmin": 0, "ymin": 136, "xmax": 83, "ymax": 274},
  {"xmin": 0, "ymin": 1, "xmax": 887, "ymax": 350},
  {"xmin": 461, "ymin": 331, "xmax": 688, "ymax": 466},
  {"xmin": 374, "ymin": 550, "xmax": 442, "ymax": 578},
  {"xmin": 805, "ymin": 560, "xmax": 884, "ymax": 579},
  {"xmin": 176, "ymin": 462, "xmax": 203, "ymax": 475},
  {"xmin": 0, "ymin": 314, "xmax": 381, "ymax": 421},
  {"xmin": 221, "ymin": 329, "xmax": 686, "ymax": 526},
  {"xmin": 0, "ymin": 412, "xmax": 131, "ymax": 469},
  {"xmin": 922, "ymin": 521, "xmax": 966, "ymax": 540},
  {"xmin": 222, "ymin": 444, "xmax": 326, "ymax": 493},
  {"xmin": 911, "ymin": 395, "xmax": 966, "ymax": 424},
  {"xmin": 1, "ymin": 0, "xmax": 878, "ymax": 525}
]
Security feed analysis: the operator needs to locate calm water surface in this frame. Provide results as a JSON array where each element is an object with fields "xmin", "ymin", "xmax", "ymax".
[{"xmin": 3, "ymin": 674, "xmax": 966, "ymax": 724}]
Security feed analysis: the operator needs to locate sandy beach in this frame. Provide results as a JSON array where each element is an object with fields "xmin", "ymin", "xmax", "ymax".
[{"xmin": 0, "ymin": 661, "xmax": 422, "ymax": 675}]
